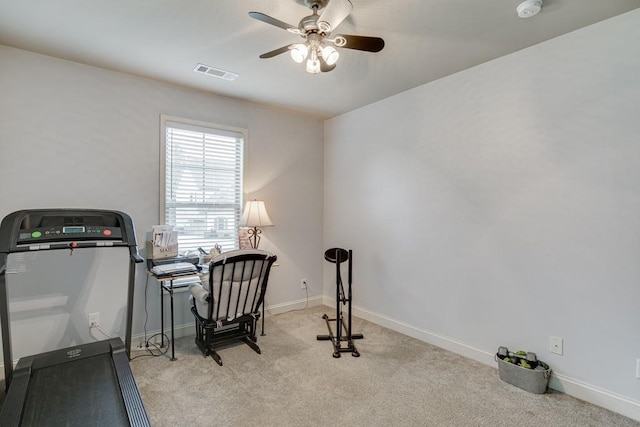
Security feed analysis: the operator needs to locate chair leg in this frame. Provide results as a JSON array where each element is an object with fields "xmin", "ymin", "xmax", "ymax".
[
  {"xmin": 195, "ymin": 336, "xmax": 209, "ymax": 357},
  {"xmin": 243, "ymin": 337, "xmax": 261, "ymax": 355},
  {"xmin": 248, "ymin": 319, "xmax": 258, "ymax": 342},
  {"xmin": 210, "ymin": 350, "xmax": 223, "ymax": 366},
  {"xmin": 193, "ymin": 320, "xmax": 210, "ymax": 357},
  {"xmin": 194, "ymin": 317, "xmax": 264, "ymax": 364}
]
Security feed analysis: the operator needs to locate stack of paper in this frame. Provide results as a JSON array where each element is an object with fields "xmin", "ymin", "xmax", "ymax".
[
  {"xmin": 152, "ymin": 225, "xmax": 178, "ymax": 248},
  {"xmin": 151, "ymin": 262, "xmax": 197, "ymax": 277}
]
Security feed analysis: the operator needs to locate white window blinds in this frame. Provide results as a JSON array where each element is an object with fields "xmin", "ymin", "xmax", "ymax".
[{"xmin": 161, "ymin": 118, "xmax": 244, "ymax": 253}]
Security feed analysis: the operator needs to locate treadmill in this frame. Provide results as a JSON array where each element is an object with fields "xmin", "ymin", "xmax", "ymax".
[{"xmin": 0, "ymin": 209, "xmax": 150, "ymax": 426}]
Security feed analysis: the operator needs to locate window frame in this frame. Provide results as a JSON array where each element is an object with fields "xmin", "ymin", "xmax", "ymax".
[{"xmin": 159, "ymin": 114, "xmax": 247, "ymax": 253}]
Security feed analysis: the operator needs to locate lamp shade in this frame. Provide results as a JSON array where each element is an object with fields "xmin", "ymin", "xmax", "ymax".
[{"xmin": 240, "ymin": 200, "xmax": 274, "ymax": 228}]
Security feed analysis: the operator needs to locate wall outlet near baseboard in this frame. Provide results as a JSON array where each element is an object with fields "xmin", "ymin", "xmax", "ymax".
[
  {"xmin": 549, "ymin": 336, "xmax": 563, "ymax": 355},
  {"xmin": 88, "ymin": 312, "xmax": 100, "ymax": 328},
  {"xmin": 300, "ymin": 279, "xmax": 308, "ymax": 289}
]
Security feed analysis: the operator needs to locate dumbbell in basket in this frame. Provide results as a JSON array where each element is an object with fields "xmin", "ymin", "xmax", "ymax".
[{"xmin": 497, "ymin": 346, "xmax": 539, "ymax": 368}]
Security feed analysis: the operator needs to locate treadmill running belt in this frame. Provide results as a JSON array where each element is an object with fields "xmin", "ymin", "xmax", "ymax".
[{"xmin": 22, "ymin": 353, "xmax": 129, "ymax": 427}]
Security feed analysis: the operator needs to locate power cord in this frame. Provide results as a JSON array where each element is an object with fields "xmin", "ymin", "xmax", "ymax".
[
  {"xmin": 298, "ymin": 285, "xmax": 310, "ymax": 310},
  {"xmin": 130, "ymin": 332, "xmax": 169, "ymax": 361},
  {"xmin": 264, "ymin": 282, "xmax": 309, "ymax": 317},
  {"xmin": 90, "ymin": 323, "xmax": 112, "ymax": 339},
  {"xmin": 84, "ymin": 274, "xmax": 169, "ymax": 362},
  {"xmin": 130, "ymin": 274, "xmax": 169, "ymax": 361},
  {"xmin": 143, "ymin": 274, "xmax": 150, "ymax": 344}
]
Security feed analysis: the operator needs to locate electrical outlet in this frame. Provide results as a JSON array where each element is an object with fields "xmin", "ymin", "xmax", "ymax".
[
  {"xmin": 88, "ymin": 312, "xmax": 100, "ymax": 328},
  {"xmin": 549, "ymin": 336, "xmax": 563, "ymax": 355},
  {"xmin": 300, "ymin": 279, "xmax": 307, "ymax": 289}
]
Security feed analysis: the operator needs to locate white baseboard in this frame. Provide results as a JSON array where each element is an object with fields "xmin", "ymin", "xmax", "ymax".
[
  {"xmin": 548, "ymin": 374, "xmax": 640, "ymax": 422},
  {"xmin": 265, "ymin": 295, "xmax": 323, "ymax": 315},
  {"xmin": 323, "ymin": 296, "xmax": 640, "ymax": 422}
]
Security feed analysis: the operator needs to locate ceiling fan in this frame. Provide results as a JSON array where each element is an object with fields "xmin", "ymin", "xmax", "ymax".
[{"xmin": 249, "ymin": 0, "xmax": 385, "ymax": 74}]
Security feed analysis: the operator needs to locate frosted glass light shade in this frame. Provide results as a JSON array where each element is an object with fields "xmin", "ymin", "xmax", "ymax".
[
  {"xmin": 322, "ymin": 45, "xmax": 339, "ymax": 65},
  {"xmin": 290, "ymin": 44, "xmax": 309, "ymax": 63}
]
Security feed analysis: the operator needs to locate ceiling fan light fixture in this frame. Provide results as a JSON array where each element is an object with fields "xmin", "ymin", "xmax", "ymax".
[
  {"xmin": 290, "ymin": 43, "xmax": 309, "ymax": 63},
  {"xmin": 306, "ymin": 58, "xmax": 321, "ymax": 74},
  {"xmin": 321, "ymin": 45, "xmax": 339, "ymax": 65},
  {"xmin": 250, "ymin": 0, "xmax": 385, "ymax": 75},
  {"xmin": 306, "ymin": 49, "xmax": 321, "ymax": 74}
]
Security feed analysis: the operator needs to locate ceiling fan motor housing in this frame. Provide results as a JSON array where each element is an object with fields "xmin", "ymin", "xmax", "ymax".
[
  {"xmin": 300, "ymin": 14, "xmax": 320, "ymax": 33},
  {"xmin": 304, "ymin": 0, "xmax": 326, "ymax": 10}
]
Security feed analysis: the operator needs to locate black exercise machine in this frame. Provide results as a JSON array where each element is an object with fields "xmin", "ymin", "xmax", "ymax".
[
  {"xmin": 0, "ymin": 209, "xmax": 150, "ymax": 426},
  {"xmin": 317, "ymin": 248, "xmax": 363, "ymax": 358}
]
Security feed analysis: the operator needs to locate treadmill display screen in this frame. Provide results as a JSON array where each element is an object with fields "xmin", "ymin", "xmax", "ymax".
[{"xmin": 63, "ymin": 226, "xmax": 85, "ymax": 234}]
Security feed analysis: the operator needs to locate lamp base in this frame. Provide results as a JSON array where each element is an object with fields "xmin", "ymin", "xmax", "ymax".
[{"xmin": 246, "ymin": 227, "xmax": 262, "ymax": 249}]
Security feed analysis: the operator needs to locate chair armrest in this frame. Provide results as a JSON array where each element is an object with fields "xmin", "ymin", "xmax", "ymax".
[{"xmin": 189, "ymin": 283, "xmax": 209, "ymax": 304}]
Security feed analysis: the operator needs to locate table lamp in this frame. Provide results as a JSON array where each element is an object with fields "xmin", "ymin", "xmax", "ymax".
[{"xmin": 240, "ymin": 200, "xmax": 274, "ymax": 249}]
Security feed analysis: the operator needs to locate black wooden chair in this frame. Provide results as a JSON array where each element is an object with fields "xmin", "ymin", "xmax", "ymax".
[{"xmin": 189, "ymin": 249, "xmax": 277, "ymax": 365}]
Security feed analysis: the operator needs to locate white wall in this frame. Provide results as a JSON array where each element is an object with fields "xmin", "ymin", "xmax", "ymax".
[
  {"xmin": 325, "ymin": 9, "xmax": 640, "ymax": 420},
  {"xmin": 0, "ymin": 45, "xmax": 324, "ymax": 358},
  {"xmin": 2, "ymin": 7, "xmax": 639, "ymax": 420}
]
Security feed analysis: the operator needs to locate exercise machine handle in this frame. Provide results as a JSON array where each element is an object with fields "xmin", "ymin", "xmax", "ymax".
[{"xmin": 130, "ymin": 247, "xmax": 144, "ymax": 263}]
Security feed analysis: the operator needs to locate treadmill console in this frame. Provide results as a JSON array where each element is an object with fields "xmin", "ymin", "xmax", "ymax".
[
  {"xmin": 13, "ymin": 213, "xmax": 123, "ymax": 245},
  {"xmin": 17, "ymin": 225, "xmax": 122, "ymax": 244}
]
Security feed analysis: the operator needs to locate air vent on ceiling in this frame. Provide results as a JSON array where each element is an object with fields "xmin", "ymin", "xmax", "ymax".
[{"xmin": 193, "ymin": 63, "xmax": 239, "ymax": 81}]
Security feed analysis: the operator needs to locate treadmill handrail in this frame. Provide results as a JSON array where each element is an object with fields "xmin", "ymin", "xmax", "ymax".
[{"xmin": 130, "ymin": 247, "xmax": 144, "ymax": 264}]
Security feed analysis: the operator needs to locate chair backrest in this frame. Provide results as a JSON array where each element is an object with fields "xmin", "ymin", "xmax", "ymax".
[{"xmin": 205, "ymin": 249, "xmax": 276, "ymax": 322}]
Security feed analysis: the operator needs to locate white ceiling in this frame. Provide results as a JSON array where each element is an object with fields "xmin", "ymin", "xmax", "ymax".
[{"xmin": 1, "ymin": 0, "xmax": 638, "ymax": 118}]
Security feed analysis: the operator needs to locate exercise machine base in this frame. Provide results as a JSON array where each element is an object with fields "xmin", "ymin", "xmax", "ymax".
[
  {"xmin": 317, "ymin": 314, "xmax": 363, "ymax": 358},
  {"xmin": 0, "ymin": 338, "xmax": 150, "ymax": 426}
]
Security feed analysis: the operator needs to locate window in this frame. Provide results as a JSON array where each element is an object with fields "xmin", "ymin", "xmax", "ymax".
[{"xmin": 160, "ymin": 115, "xmax": 245, "ymax": 253}]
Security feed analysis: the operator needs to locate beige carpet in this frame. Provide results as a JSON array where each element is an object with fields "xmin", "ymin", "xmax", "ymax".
[{"xmin": 129, "ymin": 305, "xmax": 638, "ymax": 427}]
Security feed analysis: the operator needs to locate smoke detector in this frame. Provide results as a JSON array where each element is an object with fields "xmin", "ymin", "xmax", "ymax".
[{"xmin": 517, "ymin": 0, "xmax": 542, "ymax": 18}]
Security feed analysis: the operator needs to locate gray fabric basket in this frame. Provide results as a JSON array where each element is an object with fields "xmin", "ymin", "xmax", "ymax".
[{"xmin": 496, "ymin": 352, "xmax": 551, "ymax": 394}]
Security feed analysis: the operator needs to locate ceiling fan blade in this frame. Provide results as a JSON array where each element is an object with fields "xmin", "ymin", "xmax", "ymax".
[
  {"xmin": 333, "ymin": 34, "xmax": 385, "ymax": 52},
  {"xmin": 318, "ymin": 0, "xmax": 353, "ymax": 33},
  {"xmin": 249, "ymin": 11, "xmax": 301, "ymax": 34},
  {"xmin": 259, "ymin": 45, "xmax": 293, "ymax": 59}
]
